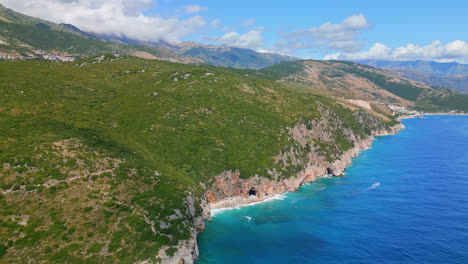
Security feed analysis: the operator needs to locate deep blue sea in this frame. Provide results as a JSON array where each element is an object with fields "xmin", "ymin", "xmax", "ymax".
[{"xmin": 197, "ymin": 115, "xmax": 468, "ymax": 264}]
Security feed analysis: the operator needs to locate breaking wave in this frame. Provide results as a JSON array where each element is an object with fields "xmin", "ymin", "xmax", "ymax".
[{"xmin": 211, "ymin": 193, "xmax": 288, "ymax": 217}]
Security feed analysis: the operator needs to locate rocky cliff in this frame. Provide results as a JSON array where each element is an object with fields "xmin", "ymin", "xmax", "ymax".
[
  {"xmin": 206, "ymin": 119, "xmax": 404, "ymax": 210},
  {"xmin": 174, "ymin": 107, "xmax": 405, "ymax": 263}
]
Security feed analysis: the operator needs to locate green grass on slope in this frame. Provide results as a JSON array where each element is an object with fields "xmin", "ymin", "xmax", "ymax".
[
  {"xmin": 260, "ymin": 60, "xmax": 306, "ymax": 79},
  {"xmin": 0, "ymin": 21, "xmax": 111, "ymax": 55},
  {"xmin": 0, "ymin": 57, "xmax": 392, "ymax": 263},
  {"xmin": 415, "ymin": 94, "xmax": 468, "ymax": 112}
]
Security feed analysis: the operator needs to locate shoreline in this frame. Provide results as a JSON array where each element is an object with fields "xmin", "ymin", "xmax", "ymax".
[
  {"xmin": 210, "ymin": 193, "xmax": 289, "ymax": 216},
  {"xmin": 206, "ymin": 124, "xmax": 405, "ymax": 217},
  {"xmin": 397, "ymin": 112, "xmax": 468, "ymax": 121},
  {"xmin": 423, "ymin": 112, "xmax": 468, "ymax": 116},
  {"xmin": 171, "ymin": 121, "xmax": 406, "ymax": 264},
  {"xmin": 206, "ymin": 113, "xmax": 468, "ymax": 217},
  {"xmin": 182, "ymin": 114, "xmax": 467, "ymax": 263}
]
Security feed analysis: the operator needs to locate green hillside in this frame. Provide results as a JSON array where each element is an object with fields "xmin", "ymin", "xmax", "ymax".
[
  {"xmin": 0, "ymin": 56, "xmax": 399, "ymax": 263},
  {"xmin": 0, "ymin": 20, "xmax": 111, "ymax": 55}
]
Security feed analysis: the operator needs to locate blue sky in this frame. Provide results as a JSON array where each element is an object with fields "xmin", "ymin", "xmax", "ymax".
[
  {"xmin": 172, "ymin": 0, "xmax": 465, "ymax": 47},
  {"xmin": 2, "ymin": 0, "xmax": 468, "ymax": 62}
]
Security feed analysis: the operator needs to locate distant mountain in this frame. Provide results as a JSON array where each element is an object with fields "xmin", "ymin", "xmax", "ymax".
[
  {"xmin": 356, "ymin": 60, "xmax": 468, "ymax": 77},
  {"xmin": 262, "ymin": 60, "xmax": 468, "ymax": 112},
  {"xmin": 385, "ymin": 68, "xmax": 468, "ymax": 93},
  {"xmin": 167, "ymin": 41, "xmax": 297, "ymax": 69},
  {"xmin": 0, "ymin": 3, "xmax": 296, "ymax": 68},
  {"xmin": 356, "ymin": 60, "xmax": 468, "ymax": 93},
  {"xmin": 0, "ymin": 3, "xmax": 195, "ymax": 63},
  {"xmin": 101, "ymin": 38, "xmax": 298, "ymax": 69},
  {"xmin": 0, "ymin": 3, "xmax": 90, "ymax": 38},
  {"xmin": 59, "ymin": 23, "xmax": 99, "ymax": 40}
]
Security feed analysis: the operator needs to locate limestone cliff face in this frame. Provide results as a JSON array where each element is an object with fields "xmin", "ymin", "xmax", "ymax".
[
  {"xmin": 177, "ymin": 108, "xmax": 405, "ymax": 263},
  {"xmin": 206, "ymin": 107, "xmax": 405, "ymax": 209},
  {"xmin": 159, "ymin": 194, "xmax": 210, "ymax": 264}
]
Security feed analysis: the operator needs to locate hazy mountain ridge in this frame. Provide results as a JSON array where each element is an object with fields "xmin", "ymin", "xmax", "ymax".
[
  {"xmin": 385, "ymin": 68, "xmax": 468, "ymax": 93},
  {"xmin": 166, "ymin": 41, "xmax": 297, "ymax": 69},
  {"xmin": 356, "ymin": 60, "xmax": 468, "ymax": 77},
  {"xmin": 0, "ymin": 4, "xmax": 297, "ymax": 69},
  {"xmin": 262, "ymin": 60, "xmax": 467, "ymax": 112},
  {"xmin": 355, "ymin": 60, "xmax": 468, "ymax": 93},
  {"xmin": 0, "ymin": 4, "xmax": 201, "ymax": 63}
]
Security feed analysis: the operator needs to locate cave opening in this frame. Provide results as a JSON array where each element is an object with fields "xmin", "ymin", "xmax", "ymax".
[{"xmin": 248, "ymin": 187, "xmax": 256, "ymax": 196}]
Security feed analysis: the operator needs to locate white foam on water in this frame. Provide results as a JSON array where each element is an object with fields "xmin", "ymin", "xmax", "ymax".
[
  {"xmin": 290, "ymin": 198, "xmax": 305, "ymax": 204},
  {"xmin": 366, "ymin": 182, "xmax": 381, "ymax": 191},
  {"xmin": 210, "ymin": 193, "xmax": 288, "ymax": 217},
  {"xmin": 210, "ymin": 206, "xmax": 241, "ymax": 217}
]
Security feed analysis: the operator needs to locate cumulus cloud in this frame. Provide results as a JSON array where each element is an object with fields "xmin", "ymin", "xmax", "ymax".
[
  {"xmin": 1, "ymin": 0, "xmax": 207, "ymax": 43},
  {"xmin": 216, "ymin": 29, "xmax": 264, "ymax": 49},
  {"xmin": 279, "ymin": 14, "xmax": 371, "ymax": 54},
  {"xmin": 324, "ymin": 40, "xmax": 468, "ymax": 62},
  {"xmin": 183, "ymin": 4, "xmax": 208, "ymax": 14}
]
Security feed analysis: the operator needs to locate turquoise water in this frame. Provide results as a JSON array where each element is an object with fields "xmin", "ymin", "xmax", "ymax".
[{"xmin": 197, "ymin": 115, "xmax": 468, "ymax": 264}]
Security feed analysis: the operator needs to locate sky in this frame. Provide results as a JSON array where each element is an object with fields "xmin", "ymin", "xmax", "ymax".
[{"xmin": 2, "ymin": 0, "xmax": 468, "ymax": 62}]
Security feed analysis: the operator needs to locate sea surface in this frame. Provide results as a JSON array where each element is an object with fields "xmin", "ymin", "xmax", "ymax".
[{"xmin": 197, "ymin": 115, "xmax": 468, "ymax": 264}]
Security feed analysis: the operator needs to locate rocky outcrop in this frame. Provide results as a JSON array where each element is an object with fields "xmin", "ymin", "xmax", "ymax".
[
  {"xmin": 160, "ymin": 195, "xmax": 210, "ymax": 264},
  {"xmin": 205, "ymin": 122, "xmax": 404, "ymax": 210},
  {"xmin": 179, "ymin": 107, "xmax": 405, "ymax": 263}
]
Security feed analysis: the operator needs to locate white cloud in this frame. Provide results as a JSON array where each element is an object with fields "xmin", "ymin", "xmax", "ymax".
[
  {"xmin": 183, "ymin": 4, "xmax": 208, "ymax": 14},
  {"xmin": 1, "ymin": 0, "xmax": 207, "ymax": 43},
  {"xmin": 279, "ymin": 14, "xmax": 371, "ymax": 54},
  {"xmin": 216, "ymin": 29, "xmax": 264, "ymax": 50},
  {"xmin": 324, "ymin": 41, "xmax": 468, "ymax": 62}
]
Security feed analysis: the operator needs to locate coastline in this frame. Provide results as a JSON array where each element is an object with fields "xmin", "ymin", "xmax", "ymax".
[
  {"xmin": 205, "ymin": 112, "xmax": 468, "ymax": 216},
  {"xmin": 206, "ymin": 123, "xmax": 406, "ymax": 215},
  {"xmin": 175, "ymin": 113, "xmax": 468, "ymax": 263},
  {"xmin": 210, "ymin": 193, "xmax": 289, "ymax": 217},
  {"xmin": 423, "ymin": 112, "xmax": 468, "ymax": 116},
  {"xmin": 167, "ymin": 121, "xmax": 406, "ymax": 264},
  {"xmin": 397, "ymin": 112, "xmax": 468, "ymax": 121},
  {"xmin": 194, "ymin": 115, "xmax": 468, "ymax": 264}
]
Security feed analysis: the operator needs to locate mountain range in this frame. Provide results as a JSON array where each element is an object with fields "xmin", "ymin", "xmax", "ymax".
[
  {"xmin": 0, "ymin": 3, "xmax": 295, "ymax": 69},
  {"xmin": 357, "ymin": 60, "xmax": 468, "ymax": 93},
  {"xmin": 2, "ymin": 1, "xmax": 467, "ymax": 92}
]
